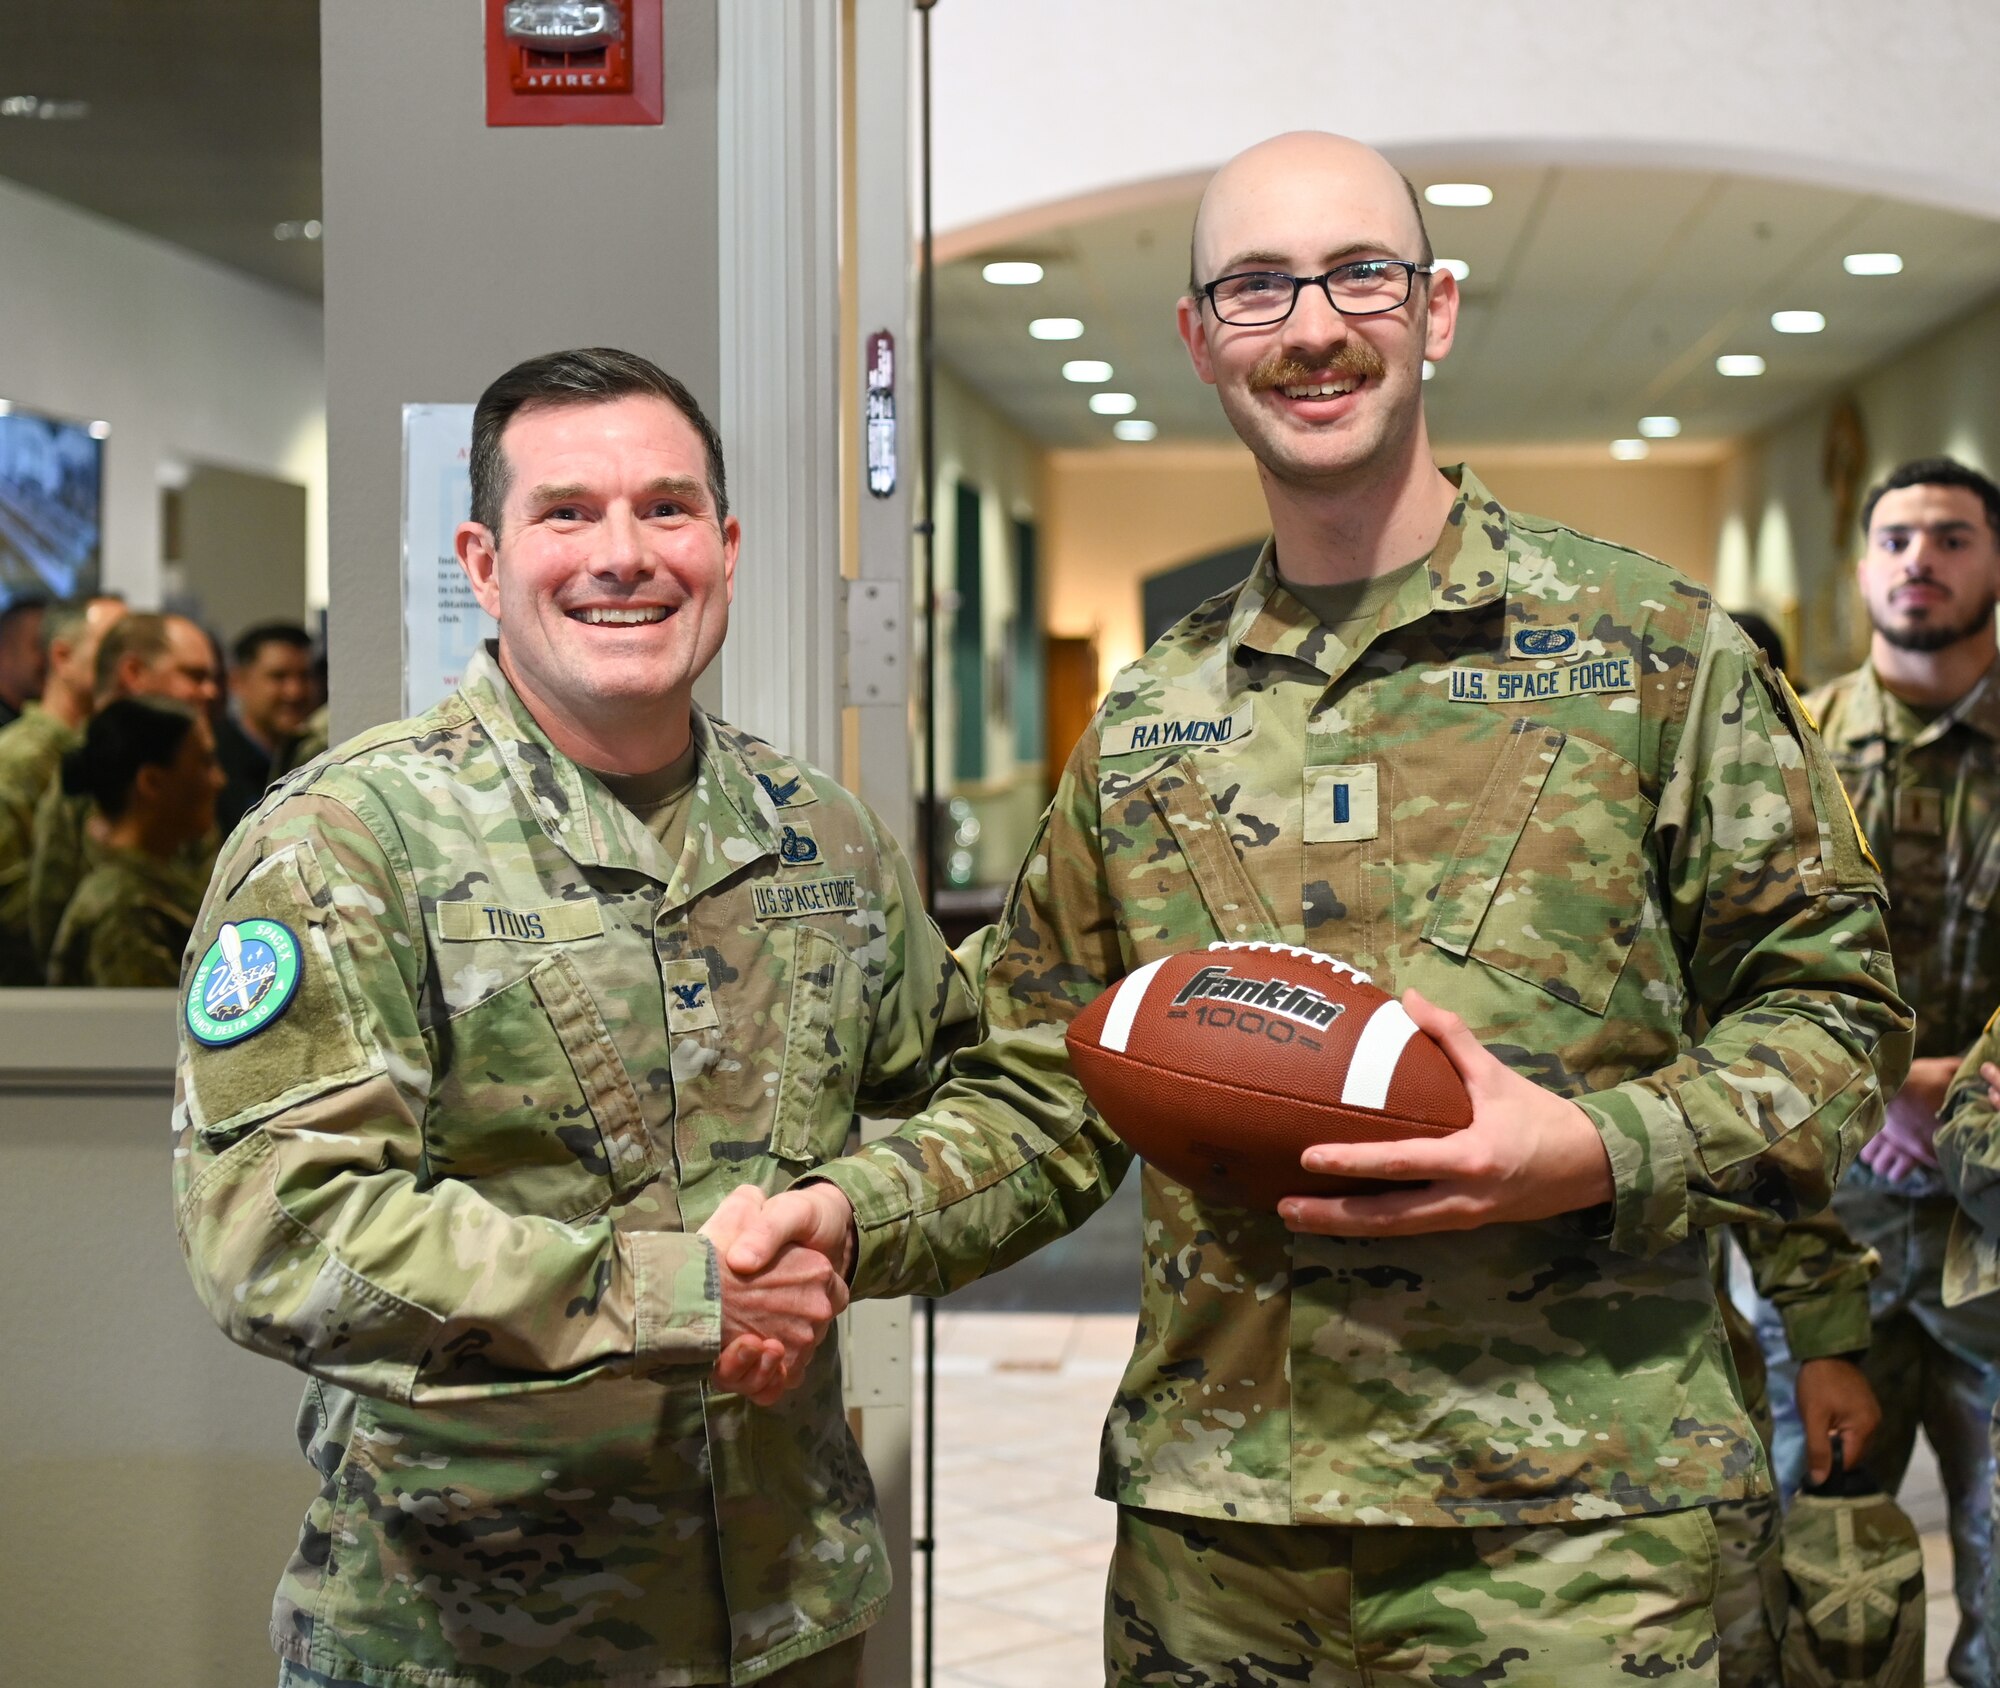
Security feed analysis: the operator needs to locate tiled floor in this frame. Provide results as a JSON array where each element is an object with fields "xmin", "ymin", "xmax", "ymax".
[{"xmin": 911, "ymin": 1310, "xmax": 1967, "ymax": 1688}]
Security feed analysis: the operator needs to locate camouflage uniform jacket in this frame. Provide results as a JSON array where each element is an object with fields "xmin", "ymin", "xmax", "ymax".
[
  {"xmin": 29, "ymin": 781, "xmax": 214, "ymax": 973},
  {"xmin": 172, "ymin": 646, "xmax": 969, "ymax": 1687},
  {"xmin": 1808, "ymin": 662, "xmax": 2000, "ymax": 1201},
  {"xmin": 48, "ymin": 841, "xmax": 197, "ymax": 987},
  {"xmin": 815, "ymin": 467, "xmax": 1909, "ymax": 1529},
  {"xmin": 1937, "ymin": 1011, "xmax": 2000, "ymax": 1306},
  {"xmin": 0, "ymin": 704, "xmax": 77, "ymax": 984}
]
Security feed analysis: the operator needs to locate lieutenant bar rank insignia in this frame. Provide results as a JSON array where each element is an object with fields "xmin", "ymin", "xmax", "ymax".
[{"xmin": 185, "ymin": 918, "xmax": 302, "ymax": 1046}]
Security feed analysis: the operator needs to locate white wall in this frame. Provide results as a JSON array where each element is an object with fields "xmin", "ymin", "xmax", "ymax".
[
  {"xmin": 933, "ymin": 1, "xmax": 2000, "ymax": 248},
  {"xmin": 0, "ymin": 176, "xmax": 325, "ymax": 612}
]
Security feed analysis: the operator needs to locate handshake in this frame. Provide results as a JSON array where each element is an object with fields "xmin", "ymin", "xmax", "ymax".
[{"xmin": 698, "ymin": 1181, "xmax": 859, "ymax": 1407}]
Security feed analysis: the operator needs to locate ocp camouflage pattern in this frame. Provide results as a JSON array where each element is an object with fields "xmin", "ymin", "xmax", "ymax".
[
  {"xmin": 172, "ymin": 645, "xmax": 970, "ymax": 1686},
  {"xmin": 0, "ymin": 703, "xmax": 76, "ymax": 983},
  {"xmin": 815, "ymin": 466, "xmax": 1908, "ymax": 1529},
  {"xmin": 48, "ymin": 840, "xmax": 197, "ymax": 987}
]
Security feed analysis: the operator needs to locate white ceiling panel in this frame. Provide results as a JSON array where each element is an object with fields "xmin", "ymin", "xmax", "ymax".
[{"xmin": 938, "ymin": 161, "xmax": 2000, "ymax": 458}]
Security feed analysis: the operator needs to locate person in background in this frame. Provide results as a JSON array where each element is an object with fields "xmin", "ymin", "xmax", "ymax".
[
  {"xmin": 0, "ymin": 594, "xmax": 125, "ymax": 984},
  {"xmin": 1730, "ymin": 608, "xmax": 1789, "ymax": 677},
  {"xmin": 213, "ymin": 622, "xmax": 314, "ymax": 834},
  {"xmin": 25, "ymin": 610, "xmax": 220, "ymax": 968},
  {"xmin": 48, "ymin": 698, "xmax": 221, "ymax": 987},
  {"xmin": 1765, "ymin": 455, "xmax": 2000, "ymax": 1688},
  {"xmin": 0, "ymin": 597, "xmax": 49, "ymax": 729}
]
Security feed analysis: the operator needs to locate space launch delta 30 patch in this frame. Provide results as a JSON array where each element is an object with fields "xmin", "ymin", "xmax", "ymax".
[
  {"xmin": 1444, "ymin": 656, "xmax": 1635, "ymax": 703},
  {"xmin": 185, "ymin": 918, "xmax": 303, "ymax": 1047},
  {"xmin": 1101, "ymin": 704, "xmax": 1254, "ymax": 757}
]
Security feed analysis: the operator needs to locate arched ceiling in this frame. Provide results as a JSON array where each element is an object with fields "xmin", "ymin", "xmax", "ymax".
[{"xmin": 933, "ymin": 164, "xmax": 2000, "ymax": 454}]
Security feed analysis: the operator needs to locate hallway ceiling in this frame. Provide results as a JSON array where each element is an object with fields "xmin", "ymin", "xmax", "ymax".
[
  {"xmin": 936, "ymin": 163, "xmax": 2000, "ymax": 456},
  {"xmin": 0, "ymin": 0, "xmax": 321, "ymax": 297}
]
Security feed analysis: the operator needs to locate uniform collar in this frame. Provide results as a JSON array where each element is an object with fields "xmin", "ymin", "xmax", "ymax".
[
  {"xmin": 457, "ymin": 643, "xmax": 778, "ymax": 894},
  {"xmin": 1840, "ymin": 658, "xmax": 2000, "ymax": 750},
  {"xmin": 1229, "ymin": 464, "xmax": 1512, "ymax": 678}
]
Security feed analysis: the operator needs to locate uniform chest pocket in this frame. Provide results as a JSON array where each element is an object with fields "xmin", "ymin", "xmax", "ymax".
[
  {"xmin": 768, "ymin": 924, "xmax": 867, "ymax": 1166},
  {"xmin": 1422, "ymin": 718, "xmax": 1652, "ymax": 1015},
  {"xmin": 425, "ymin": 950, "xmax": 662, "ymax": 1221}
]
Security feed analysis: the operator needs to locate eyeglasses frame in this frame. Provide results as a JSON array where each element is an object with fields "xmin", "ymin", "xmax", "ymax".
[{"xmin": 1197, "ymin": 259, "xmax": 1436, "ymax": 327}]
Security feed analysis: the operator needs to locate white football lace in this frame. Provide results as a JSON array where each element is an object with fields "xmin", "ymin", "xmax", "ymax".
[{"xmin": 1206, "ymin": 939, "xmax": 1372, "ymax": 987}]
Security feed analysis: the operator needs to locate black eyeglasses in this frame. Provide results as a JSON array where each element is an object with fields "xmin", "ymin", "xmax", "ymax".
[{"xmin": 1198, "ymin": 259, "xmax": 1433, "ymax": 326}]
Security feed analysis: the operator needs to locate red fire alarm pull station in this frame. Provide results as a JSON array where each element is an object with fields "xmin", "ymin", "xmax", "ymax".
[{"xmin": 486, "ymin": 0, "xmax": 663, "ymax": 127}]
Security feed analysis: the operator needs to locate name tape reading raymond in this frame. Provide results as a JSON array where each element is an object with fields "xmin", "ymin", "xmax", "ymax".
[
  {"xmin": 1101, "ymin": 704, "xmax": 1254, "ymax": 757},
  {"xmin": 753, "ymin": 876, "xmax": 860, "ymax": 920},
  {"xmin": 1443, "ymin": 655, "xmax": 1635, "ymax": 704}
]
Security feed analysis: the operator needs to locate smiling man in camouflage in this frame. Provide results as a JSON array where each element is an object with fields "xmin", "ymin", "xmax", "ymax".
[
  {"xmin": 172, "ymin": 348, "xmax": 970, "ymax": 1688},
  {"xmin": 732, "ymin": 133, "xmax": 1910, "ymax": 1684}
]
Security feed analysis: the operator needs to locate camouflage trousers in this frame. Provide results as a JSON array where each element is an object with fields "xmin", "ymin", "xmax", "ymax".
[
  {"xmin": 277, "ymin": 1633, "xmax": 863, "ymax": 1687},
  {"xmin": 1758, "ymin": 1176, "xmax": 2000, "ymax": 1688},
  {"xmin": 1709, "ymin": 1495, "xmax": 1783, "ymax": 1688},
  {"xmin": 1104, "ymin": 1504, "xmax": 1721, "ymax": 1686}
]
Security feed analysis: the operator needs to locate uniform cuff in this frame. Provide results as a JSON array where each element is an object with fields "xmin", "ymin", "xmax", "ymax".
[
  {"xmin": 1577, "ymin": 1084, "xmax": 1690, "ymax": 1259},
  {"xmin": 799, "ymin": 1150, "xmax": 918, "ymax": 1303},
  {"xmin": 1780, "ymin": 1287, "xmax": 1874, "ymax": 1362},
  {"xmin": 621, "ymin": 1229, "xmax": 722, "ymax": 1369}
]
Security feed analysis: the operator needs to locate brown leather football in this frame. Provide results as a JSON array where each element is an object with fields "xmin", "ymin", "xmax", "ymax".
[{"xmin": 1065, "ymin": 941, "xmax": 1472, "ymax": 1210}]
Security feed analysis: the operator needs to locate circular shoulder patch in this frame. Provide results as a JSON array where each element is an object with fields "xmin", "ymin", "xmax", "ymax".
[{"xmin": 185, "ymin": 918, "xmax": 303, "ymax": 1048}]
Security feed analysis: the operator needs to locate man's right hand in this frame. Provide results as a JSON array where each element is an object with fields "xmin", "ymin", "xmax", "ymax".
[
  {"xmin": 699, "ymin": 1186, "xmax": 849, "ymax": 1408},
  {"xmin": 1795, "ymin": 1355, "xmax": 1882, "ymax": 1486}
]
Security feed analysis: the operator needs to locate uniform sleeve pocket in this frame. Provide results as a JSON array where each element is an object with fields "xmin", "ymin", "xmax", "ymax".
[
  {"xmin": 183, "ymin": 841, "xmax": 378, "ymax": 1141},
  {"xmin": 769, "ymin": 925, "xmax": 866, "ymax": 1165},
  {"xmin": 1424, "ymin": 719, "xmax": 1652, "ymax": 1015},
  {"xmin": 427, "ymin": 951, "xmax": 662, "ymax": 1220}
]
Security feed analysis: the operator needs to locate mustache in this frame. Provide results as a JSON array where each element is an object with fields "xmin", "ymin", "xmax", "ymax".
[{"xmin": 1249, "ymin": 342, "xmax": 1388, "ymax": 392}]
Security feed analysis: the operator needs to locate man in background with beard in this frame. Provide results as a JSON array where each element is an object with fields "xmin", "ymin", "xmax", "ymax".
[{"xmin": 1775, "ymin": 456, "xmax": 2000, "ymax": 1686}]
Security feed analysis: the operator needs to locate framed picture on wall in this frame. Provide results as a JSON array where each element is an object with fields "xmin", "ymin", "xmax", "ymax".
[{"xmin": 0, "ymin": 405, "xmax": 103, "ymax": 610}]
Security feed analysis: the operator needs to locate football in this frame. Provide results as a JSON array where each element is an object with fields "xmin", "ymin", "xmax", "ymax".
[{"xmin": 1065, "ymin": 941, "xmax": 1472, "ymax": 1211}]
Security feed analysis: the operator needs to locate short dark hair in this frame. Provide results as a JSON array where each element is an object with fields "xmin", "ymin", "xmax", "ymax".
[
  {"xmin": 0, "ymin": 596, "xmax": 47, "ymax": 637},
  {"xmin": 94, "ymin": 612, "xmax": 171, "ymax": 699},
  {"xmin": 60, "ymin": 697, "xmax": 199, "ymax": 821},
  {"xmin": 468, "ymin": 347, "xmax": 729, "ymax": 534},
  {"xmin": 1860, "ymin": 457, "xmax": 2000, "ymax": 546},
  {"xmin": 1187, "ymin": 171, "xmax": 1435, "ymax": 296},
  {"xmin": 231, "ymin": 621, "xmax": 313, "ymax": 669}
]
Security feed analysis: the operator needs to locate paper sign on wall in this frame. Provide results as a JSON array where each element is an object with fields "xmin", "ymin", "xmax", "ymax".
[{"xmin": 401, "ymin": 404, "xmax": 494, "ymax": 716}]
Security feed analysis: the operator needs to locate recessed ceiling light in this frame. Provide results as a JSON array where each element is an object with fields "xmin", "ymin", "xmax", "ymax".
[
  {"xmin": 1030, "ymin": 317, "xmax": 1084, "ymax": 340},
  {"xmin": 1610, "ymin": 438, "xmax": 1650, "ymax": 461},
  {"xmin": 1089, "ymin": 392, "xmax": 1138, "ymax": 415},
  {"xmin": 1062, "ymin": 359, "xmax": 1113, "ymax": 383},
  {"xmin": 1771, "ymin": 310, "xmax": 1825, "ymax": 334},
  {"xmin": 1422, "ymin": 360, "xmax": 1436, "ymax": 381},
  {"xmin": 1638, "ymin": 415, "xmax": 1681, "ymax": 438},
  {"xmin": 1844, "ymin": 252, "xmax": 1904, "ymax": 276},
  {"xmin": 1435, "ymin": 259, "xmax": 1471, "ymax": 282},
  {"xmin": 1717, "ymin": 354, "xmax": 1767, "ymax": 377},
  {"xmin": 273, "ymin": 219, "xmax": 323, "ymax": 242},
  {"xmin": 1424, "ymin": 183, "xmax": 1492, "ymax": 208},
  {"xmin": 982, "ymin": 261, "xmax": 1043, "ymax": 285},
  {"xmin": 87, "ymin": 420, "xmax": 111, "ymax": 440},
  {"xmin": 1113, "ymin": 420, "xmax": 1158, "ymax": 442},
  {"xmin": 0, "ymin": 95, "xmax": 89, "ymax": 121}
]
